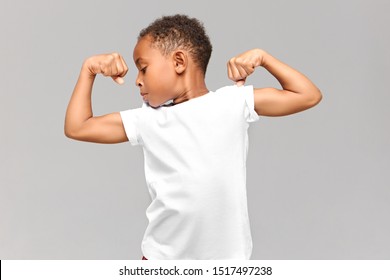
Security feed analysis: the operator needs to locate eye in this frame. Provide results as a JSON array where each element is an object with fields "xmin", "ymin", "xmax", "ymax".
[{"xmin": 141, "ymin": 66, "xmax": 147, "ymax": 74}]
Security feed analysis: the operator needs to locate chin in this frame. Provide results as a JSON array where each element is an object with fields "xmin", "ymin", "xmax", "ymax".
[{"xmin": 146, "ymin": 101, "xmax": 161, "ymax": 109}]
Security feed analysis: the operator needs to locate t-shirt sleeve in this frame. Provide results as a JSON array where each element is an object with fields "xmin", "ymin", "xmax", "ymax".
[
  {"xmin": 239, "ymin": 85, "xmax": 260, "ymax": 123},
  {"xmin": 119, "ymin": 108, "xmax": 143, "ymax": 146}
]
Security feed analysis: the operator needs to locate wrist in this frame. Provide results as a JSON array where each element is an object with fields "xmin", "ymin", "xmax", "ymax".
[
  {"xmin": 81, "ymin": 57, "xmax": 97, "ymax": 79},
  {"xmin": 255, "ymin": 48, "xmax": 268, "ymax": 68}
]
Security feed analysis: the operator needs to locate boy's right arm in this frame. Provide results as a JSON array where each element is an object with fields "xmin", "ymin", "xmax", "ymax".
[
  {"xmin": 64, "ymin": 53, "xmax": 129, "ymax": 144},
  {"xmin": 228, "ymin": 49, "xmax": 322, "ymax": 116}
]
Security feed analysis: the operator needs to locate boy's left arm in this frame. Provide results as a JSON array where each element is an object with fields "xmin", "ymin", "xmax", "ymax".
[{"xmin": 228, "ymin": 49, "xmax": 322, "ymax": 116}]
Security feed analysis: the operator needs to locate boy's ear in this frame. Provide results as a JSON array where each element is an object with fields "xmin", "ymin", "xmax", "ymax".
[{"xmin": 172, "ymin": 50, "xmax": 187, "ymax": 74}]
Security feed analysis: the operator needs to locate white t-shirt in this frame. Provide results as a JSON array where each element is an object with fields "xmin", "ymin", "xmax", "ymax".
[{"xmin": 120, "ymin": 85, "xmax": 260, "ymax": 259}]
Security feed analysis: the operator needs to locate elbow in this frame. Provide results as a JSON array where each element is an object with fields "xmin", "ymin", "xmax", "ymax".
[
  {"xmin": 307, "ymin": 88, "xmax": 322, "ymax": 108},
  {"xmin": 314, "ymin": 88, "xmax": 323, "ymax": 105},
  {"xmin": 64, "ymin": 118, "xmax": 86, "ymax": 140},
  {"xmin": 64, "ymin": 123, "xmax": 80, "ymax": 140},
  {"xmin": 64, "ymin": 119, "xmax": 93, "ymax": 141},
  {"xmin": 64, "ymin": 127, "xmax": 76, "ymax": 139},
  {"xmin": 64, "ymin": 118, "xmax": 75, "ymax": 139}
]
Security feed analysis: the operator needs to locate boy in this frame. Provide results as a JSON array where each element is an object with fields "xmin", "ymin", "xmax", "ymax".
[{"xmin": 64, "ymin": 14, "xmax": 322, "ymax": 260}]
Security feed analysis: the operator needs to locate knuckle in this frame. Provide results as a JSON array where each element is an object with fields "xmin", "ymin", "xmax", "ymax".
[
  {"xmin": 107, "ymin": 54, "xmax": 115, "ymax": 62},
  {"xmin": 236, "ymin": 57, "xmax": 244, "ymax": 64}
]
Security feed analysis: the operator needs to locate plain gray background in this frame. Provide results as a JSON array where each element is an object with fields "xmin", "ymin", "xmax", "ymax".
[{"xmin": 1, "ymin": 0, "xmax": 389, "ymax": 259}]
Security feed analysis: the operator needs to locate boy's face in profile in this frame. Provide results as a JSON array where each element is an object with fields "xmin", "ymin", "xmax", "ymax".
[{"xmin": 133, "ymin": 36, "xmax": 181, "ymax": 108}]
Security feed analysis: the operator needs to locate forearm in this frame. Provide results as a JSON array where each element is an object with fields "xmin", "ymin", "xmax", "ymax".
[
  {"xmin": 261, "ymin": 50, "xmax": 320, "ymax": 95},
  {"xmin": 64, "ymin": 61, "xmax": 96, "ymax": 136}
]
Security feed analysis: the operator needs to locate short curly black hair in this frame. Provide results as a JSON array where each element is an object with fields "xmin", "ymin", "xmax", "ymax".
[{"xmin": 138, "ymin": 14, "xmax": 212, "ymax": 75}]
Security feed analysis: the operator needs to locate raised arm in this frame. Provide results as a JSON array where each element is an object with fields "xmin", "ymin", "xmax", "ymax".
[
  {"xmin": 64, "ymin": 53, "xmax": 129, "ymax": 143},
  {"xmin": 228, "ymin": 49, "xmax": 322, "ymax": 116}
]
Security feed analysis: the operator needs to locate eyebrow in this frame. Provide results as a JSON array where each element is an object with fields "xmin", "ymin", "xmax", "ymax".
[{"xmin": 135, "ymin": 57, "xmax": 145, "ymax": 67}]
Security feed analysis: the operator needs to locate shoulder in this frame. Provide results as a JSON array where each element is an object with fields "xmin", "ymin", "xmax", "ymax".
[
  {"xmin": 119, "ymin": 104, "xmax": 150, "ymax": 126},
  {"xmin": 216, "ymin": 84, "xmax": 254, "ymax": 95},
  {"xmin": 216, "ymin": 85, "xmax": 259, "ymax": 123},
  {"xmin": 120, "ymin": 102, "xmax": 153, "ymax": 116},
  {"xmin": 120, "ymin": 105, "xmax": 143, "ymax": 116},
  {"xmin": 215, "ymin": 85, "xmax": 255, "ymax": 105}
]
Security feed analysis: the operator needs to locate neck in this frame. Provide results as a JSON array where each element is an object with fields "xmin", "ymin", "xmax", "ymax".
[{"xmin": 172, "ymin": 71, "xmax": 209, "ymax": 105}]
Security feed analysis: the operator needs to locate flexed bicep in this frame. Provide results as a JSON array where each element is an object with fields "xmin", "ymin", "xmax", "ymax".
[
  {"xmin": 253, "ymin": 87, "xmax": 321, "ymax": 116},
  {"xmin": 65, "ymin": 112, "xmax": 128, "ymax": 144}
]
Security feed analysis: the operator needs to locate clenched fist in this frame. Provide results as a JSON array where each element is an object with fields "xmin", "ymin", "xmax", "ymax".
[
  {"xmin": 227, "ymin": 48, "xmax": 267, "ymax": 86},
  {"xmin": 84, "ymin": 52, "xmax": 128, "ymax": 85}
]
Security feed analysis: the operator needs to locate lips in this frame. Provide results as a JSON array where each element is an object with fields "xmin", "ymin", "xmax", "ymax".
[{"xmin": 141, "ymin": 93, "xmax": 148, "ymax": 101}]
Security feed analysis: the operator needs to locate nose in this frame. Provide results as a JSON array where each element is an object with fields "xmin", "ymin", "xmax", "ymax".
[{"xmin": 135, "ymin": 73, "xmax": 143, "ymax": 88}]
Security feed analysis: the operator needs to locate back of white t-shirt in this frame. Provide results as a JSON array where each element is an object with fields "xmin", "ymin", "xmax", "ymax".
[{"xmin": 120, "ymin": 85, "xmax": 259, "ymax": 259}]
